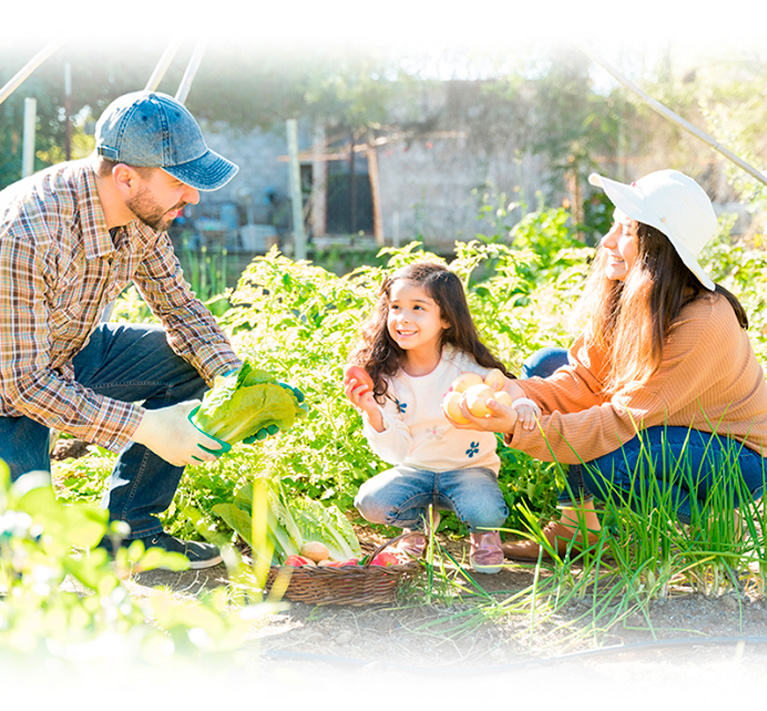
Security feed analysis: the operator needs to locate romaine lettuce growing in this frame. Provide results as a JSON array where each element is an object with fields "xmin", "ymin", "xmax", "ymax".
[
  {"xmin": 214, "ymin": 478, "xmax": 362, "ymax": 564},
  {"xmin": 192, "ymin": 363, "xmax": 305, "ymax": 444}
]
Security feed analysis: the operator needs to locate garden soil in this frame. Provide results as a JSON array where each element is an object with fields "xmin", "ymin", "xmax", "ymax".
[
  {"xmin": 43, "ymin": 440, "xmax": 767, "ymax": 703},
  {"xmin": 116, "ymin": 526, "xmax": 767, "ymax": 706}
]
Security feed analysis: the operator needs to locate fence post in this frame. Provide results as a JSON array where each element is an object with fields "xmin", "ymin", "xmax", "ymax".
[
  {"xmin": 64, "ymin": 62, "xmax": 72, "ymax": 160},
  {"xmin": 286, "ymin": 118, "xmax": 307, "ymax": 260},
  {"xmin": 311, "ymin": 121, "xmax": 327, "ymax": 238},
  {"xmin": 22, "ymin": 97, "xmax": 37, "ymax": 178},
  {"xmin": 366, "ymin": 130, "xmax": 384, "ymax": 245}
]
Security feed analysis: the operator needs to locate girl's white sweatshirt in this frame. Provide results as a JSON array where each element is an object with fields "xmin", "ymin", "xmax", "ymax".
[{"xmin": 362, "ymin": 347, "xmax": 502, "ymax": 474}]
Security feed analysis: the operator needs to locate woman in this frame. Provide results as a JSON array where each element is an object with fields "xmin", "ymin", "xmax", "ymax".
[{"xmin": 447, "ymin": 169, "xmax": 767, "ymax": 559}]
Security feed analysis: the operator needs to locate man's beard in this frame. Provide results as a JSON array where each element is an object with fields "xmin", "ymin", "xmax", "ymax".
[{"xmin": 126, "ymin": 186, "xmax": 185, "ymax": 232}]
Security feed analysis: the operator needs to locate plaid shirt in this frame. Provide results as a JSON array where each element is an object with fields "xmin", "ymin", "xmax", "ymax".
[{"xmin": 0, "ymin": 159, "xmax": 241, "ymax": 451}]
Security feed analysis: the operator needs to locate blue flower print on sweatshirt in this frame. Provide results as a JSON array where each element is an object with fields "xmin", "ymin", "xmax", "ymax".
[
  {"xmin": 395, "ymin": 399, "xmax": 407, "ymax": 414},
  {"xmin": 465, "ymin": 441, "xmax": 480, "ymax": 458}
]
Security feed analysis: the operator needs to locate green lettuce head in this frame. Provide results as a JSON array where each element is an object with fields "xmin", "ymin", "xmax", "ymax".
[{"xmin": 191, "ymin": 363, "xmax": 305, "ymax": 444}]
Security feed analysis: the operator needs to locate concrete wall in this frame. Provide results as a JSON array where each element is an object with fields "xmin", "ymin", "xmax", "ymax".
[
  {"xmin": 197, "ymin": 121, "xmax": 291, "ymax": 225},
  {"xmin": 193, "ymin": 81, "xmax": 562, "ymax": 253},
  {"xmin": 375, "ymin": 132, "xmax": 550, "ymax": 248}
]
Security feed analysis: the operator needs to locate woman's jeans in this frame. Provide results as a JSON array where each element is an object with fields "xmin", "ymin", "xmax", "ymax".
[
  {"xmin": 0, "ymin": 323, "xmax": 207, "ymax": 539},
  {"xmin": 355, "ymin": 465, "xmax": 509, "ymax": 533},
  {"xmin": 523, "ymin": 347, "xmax": 767, "ymax": 524}
]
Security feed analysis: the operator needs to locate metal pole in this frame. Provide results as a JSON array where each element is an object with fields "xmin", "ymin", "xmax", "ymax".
[
  {"xmin": 145, "ymin": 37, "xmax": 183, "ymax": 92},
  {"xmin": 578, "ymin": 42, "xmax": 767, "ymax": 187},
  {"xmin": 175, "ymin": 39, "xmax": 207, "ymax": 104},
  {"xmin": 286, "ymin": 118, "xmax": 307, "ymax": 260},
  {"xmin": 366, "ymin": 130, "xmax": 384, "ymax": 245},
  {"xmin": 64, "ymin": 62, "xmax": 72, "ymax": 161},
  {"xmin": 0, "ymin": 38, "xmax": 64, "ymax": 107},
  {"xmin": 22, "ymin": 97, "xmax": 37, "ymax": 178},
  {"xmin": 349, "ymin": 132, "xmax": 357, "ymax": 235}
]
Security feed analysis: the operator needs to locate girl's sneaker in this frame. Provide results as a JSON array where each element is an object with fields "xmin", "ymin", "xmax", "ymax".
[
  {"xmin": 469, "ymin": 531, "xmax": 504, "ymax": 574},
  {"xmin": 396, "ymin": 511, "xmax": 440, "ymax": 559}
]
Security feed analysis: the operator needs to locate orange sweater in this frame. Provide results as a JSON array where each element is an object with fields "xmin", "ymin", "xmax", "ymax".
[{"xmin": 511, "ymin": 292, "xmax": 767, "ymax": 464}]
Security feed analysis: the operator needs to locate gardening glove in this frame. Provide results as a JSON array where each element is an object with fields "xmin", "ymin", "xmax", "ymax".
[
  {"xmin": 279, "ymin": 381, "xmax": 305, "ymax": 405},
  {"xmin": 242, "ymin": 424, "xmax": 280, "ymax": 444},
  {"xmin": 240, "ymin": 382, "xmax": 306, "ymax": 443},
  {"xmin": 187, "ymin": 405, "xmax": 232, "ymax": 461}
]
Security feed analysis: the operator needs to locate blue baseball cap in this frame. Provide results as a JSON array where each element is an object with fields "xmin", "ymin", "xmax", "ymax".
[{"xmin": 95, "ymin": 91, "xmax": 238, "ymax": 191}]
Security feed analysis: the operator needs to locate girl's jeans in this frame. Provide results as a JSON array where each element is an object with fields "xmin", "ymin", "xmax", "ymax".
[
  {"xmin": 0, "ymin": 323, "xmax": 207, "ymax": 539},
  {"xmin": 355, "ymin": 465, "xmax": 509, "ymax": 533},
  {"xmin": 523, "ymin": 347, "xmax": 766, "ymax": 524}
]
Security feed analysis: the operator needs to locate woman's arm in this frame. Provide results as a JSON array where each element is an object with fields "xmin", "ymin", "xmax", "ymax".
[
  {"xmin": 447, "ymin": 297, "xmax": 746, "ymax": 465},
  {"xmin": 517, "ymin": 336, "xmax": 607, "ymax": 416},
  {"xmin": 508, "ymin": 297, "xmax": 743, "ymax": 463}
]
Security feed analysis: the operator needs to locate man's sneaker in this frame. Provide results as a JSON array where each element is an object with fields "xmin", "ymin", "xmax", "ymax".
[
  {"xmin": 469, "ymin": 531, "xmax": 504, "ymax": 574},
  {"xmin": 141, "ymin": 532, "xmax": 223, "ymax": 569}
]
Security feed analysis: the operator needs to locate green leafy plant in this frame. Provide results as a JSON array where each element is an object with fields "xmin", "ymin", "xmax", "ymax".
[
  {"xmin": 213, "ymin": 474, "xmax": 361, "ymax": 564},
  {"xmin": 0, "ymin": 463, "xmax": 257, "ymax": 661},
  {"xmin": 182, "ymin": 243, "xmax": 231, "ymax": 317},
  {"xmin": 192, "ymin": 362, "xmax": 305, "ymax": 444}
]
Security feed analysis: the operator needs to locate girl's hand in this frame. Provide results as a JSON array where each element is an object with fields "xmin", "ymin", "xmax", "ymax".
[
  {"xmin": 344, "ymin": 378, "xmax": 385, "ymax": 432},
  {"xmin": 344, "ymin": 377, "xmax": 375, "ymax": 410},
  {"xmin": 442, "ymin": 392, "xmax": 519, "ymax": 434},
  {"xmin": 511, "ymin": 398, "xmax": 541, "ymax": 431}
]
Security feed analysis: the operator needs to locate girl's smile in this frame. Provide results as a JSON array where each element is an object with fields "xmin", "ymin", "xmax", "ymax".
[{"xmin": 387, "ymin": 280, "xmax": 448, "ymax": 365}]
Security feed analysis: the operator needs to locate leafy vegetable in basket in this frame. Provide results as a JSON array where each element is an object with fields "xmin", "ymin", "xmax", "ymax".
[
  {"xmin": 192, "ymin": 362, "xmax": 306, "ymax": 445},
  {"xmin": 213, "ymin": 477, "xmax": 362, "ymax": 565}
]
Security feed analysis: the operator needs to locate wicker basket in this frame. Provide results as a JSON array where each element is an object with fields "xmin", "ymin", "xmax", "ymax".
[{"xmin": 264, "ymin": 533, "xmax": 423, "ymax": 606}]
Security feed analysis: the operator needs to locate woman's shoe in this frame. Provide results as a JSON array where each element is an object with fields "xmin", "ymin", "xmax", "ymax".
[
  {"xmin": 502, "ymin": 521, "xmax": 598, "ymax": 561},
  {"xmin": 469, "ymin": 531, "xmax": 504, "ymax": 574}
]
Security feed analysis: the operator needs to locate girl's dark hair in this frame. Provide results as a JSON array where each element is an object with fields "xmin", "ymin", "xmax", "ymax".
[
  {"xmin": 350, "ymin": 262, "xmax": 513, "ymax": 402},
  {"xmin": 578, "ymin": 220, "xmax": 747, "ymax": 392}
]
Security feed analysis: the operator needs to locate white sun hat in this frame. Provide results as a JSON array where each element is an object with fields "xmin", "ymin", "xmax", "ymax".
[{"xmin": 588, "ymin": 169, "xmax": 718, "ymax": 290}]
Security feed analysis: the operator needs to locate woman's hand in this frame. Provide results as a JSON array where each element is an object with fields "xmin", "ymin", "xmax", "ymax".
[{"xmin": 442, "ymin": 392, "xmax": 519, "ymax": 434}]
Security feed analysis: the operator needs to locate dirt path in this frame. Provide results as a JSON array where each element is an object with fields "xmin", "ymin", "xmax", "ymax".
[
  {"xmin": 44, "ymin": 443, "xmax": 767, "ymax": 700},
  {"xmin": 122, "ymin": 530, "xmax": 767, "ymax": 703}
]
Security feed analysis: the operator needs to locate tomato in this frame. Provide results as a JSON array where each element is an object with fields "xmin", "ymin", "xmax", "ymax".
[
  {"xmin": 323, "ymin": 559, "xmax": 360, "ymax": 568},
  {"xmin": 370, "ymin": 552, "xmax": 400, "ymax": 567},
  {"xmin": 344, "ymin": 365, "xmax": 374, "ymax": 395},
  {"xmin": 283, "ymin": 555, "xmax": 313, "ymax": 566}
]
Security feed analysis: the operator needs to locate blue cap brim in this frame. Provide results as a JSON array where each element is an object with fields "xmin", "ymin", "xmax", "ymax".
[{"xmin": 164, "ymin": 149, "xmax": 239, "ymax": 191}]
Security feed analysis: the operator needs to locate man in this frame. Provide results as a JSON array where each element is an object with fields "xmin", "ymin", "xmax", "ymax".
[{"xmin": 0, "ymin": 91, "xmax": 259, "ymax": 568}]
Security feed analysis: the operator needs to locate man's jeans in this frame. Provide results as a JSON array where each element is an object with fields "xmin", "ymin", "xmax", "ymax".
[
  {"xmin": 0, "ymin": 323, "xmax": 207, "ymax": 539},
  {"xmin": 354, "ymin": 465, "xmax": 509, "ymax": 533},
  {"xmin": 522, "ymin": 347, "xmax": 766, "ymax": 524}
]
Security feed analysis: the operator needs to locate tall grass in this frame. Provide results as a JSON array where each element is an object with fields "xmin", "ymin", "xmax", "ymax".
[{"xmin": 435, "ymin": 437, "xmax": 767, "ymax": 651}]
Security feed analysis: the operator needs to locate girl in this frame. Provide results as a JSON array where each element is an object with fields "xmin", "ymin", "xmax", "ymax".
[
  {"xmin": 345, "ymin": 262, "xmax": 538, "ymax": 574},
  {"xmin": 448, "ymin": 170, "xmax": 767, "ymax": 559}
]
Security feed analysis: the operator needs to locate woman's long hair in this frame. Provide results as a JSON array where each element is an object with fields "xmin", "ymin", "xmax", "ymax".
[
  {"xmin": 350, "ymin": 262, "xmax": 513, "ymax": 402},
  {"xmin": 575, "ymin": 221, "xmax": 747, "ymax": 393}
]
